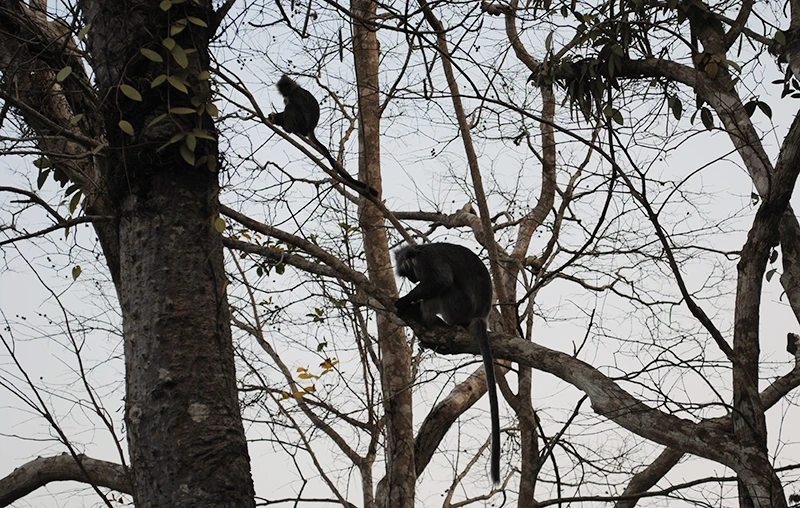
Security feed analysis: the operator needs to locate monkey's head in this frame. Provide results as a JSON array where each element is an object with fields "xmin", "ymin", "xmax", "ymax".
[
  {"xmin": 276, "ymin": 74, "xmax": 299, "ymax": 97},
  {"xmin": 394, "ymin": 245, "xmax": 420, "ymax": 283},
  {"xmin": 267, "ymin": 111, "xmax": 284, "ymax": 128}
]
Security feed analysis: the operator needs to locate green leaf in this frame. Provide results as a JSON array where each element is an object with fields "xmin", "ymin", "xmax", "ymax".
[
  {"xmin": 186, "ymin": 134, "xmax": 197, "ymax": 151},
  {"xmin": 162, "ymin": 37, "xmax": 176, "ymax": 50},
  {"xmin": 770, "ymin": 250, "xmax": 779, "ymax": 264},
  {"xmin": 775, "ymin": 30, "xmax": 786, "ymax": 46},
  {"xmin": 668, "ymin": 96, "xmax": 683, "ymax": 120},
  {"xmin": 191, "ymin": 128, "xmax": 215, "ymax": 140},
  {"xmin": 766, "ymin": 268, "xmax": 777, "ymax": 282},
  {"xmin": 56, "ymin": 66, "xmax": 73, "ymax": 82},
  {"xmin": 744, "ymin": 100, "xmax": 757, "ymax": 117},
  {"xmin": 180, "ymin": 143, "xmax": 195, "ymax": 165},
  {"xmin": 91, "ymin": 143, "xmax": 106, "ymax": 155},
  {"xmin": 120, "ymin": 84, "xmax": 142, "ymax": 101},
  {"xmin": 158, "ymin": 132, "xmax": 185, "ymax": 151},
  {"xmin": 205, "ymin": 103, "xmax": 219, "ymax": 117},
  {"xmin": 169, "ymin": 107, "xmax": 196, "ymax": 115},
  {"xmin": 171, "ymin": 45, "xmax": 189, "ymax": 68},
  {"xmin": 214, "ymin": 217, "xmax": 226, "ymax": 233},
  {"xmin": 170, "ymin": 24, "xmax": 187, "ymax": 36},
  {"xmin": 140, "ymin": 48, "xmax": 164, "ymax": 62},
  {"xmin": 197, "ymin": 70, "xmax": 210, "ymax": 80},
  {"xmin": 69, "ymin": 191, "xmax": 81, "ymax": 214},
  {"xmin": 37, "ymin": 169, "xmax": 50, "ymax": 189},
  {"xmin": 275, "ymin": 263, "xmax": 285, "ymax": 275},
  {"xmin": 146, "ymin": 113, "xmax": 168, "ymax": 129},
  {"xmin": 72, "ymin": 265, "xmax": 82, "ymax": 281},
  {"xmin": 159, "ymin": 0, "xmax": 172, "ymax": 11},
  {"xmin": 700, "ymin": 107, "xmax": 714, "ymax": 130},
  {"xmin": 70, "ymin": 113, "xmax": 84, "ymax": 125},
  {"xmin": 612, "ymin": 110, "xmax": 624, "ymax": 125},
  {"xmin": 33, "ymin": 157, "xmax": 51, "ymax": 169},
  {"xmin": 118, "ymin": 120, "xmax": 135, "ymax": 136},
  {"xmin": 723, "ymin": 59, "xmax": 741, "ymax": 73},
  {"xmin": 77, "ymin": 24, "xmax": 91, "ymax": 41},
  {"xmin": 151, "ymin": 74, "xmax": 167, "ymax": 88},
  {"xmin": 65, "ymin": 183, "xmax": 81, "ymax": 196},
  {"xmin": 757, "ymin": 101, "xmax": 772, "ymax": 119},
  {"xmin": 207, "ymin": 154, "xmax": 217, "ymax": 172},
  {"xmin": 167, "ymin": 75, "xmax": 188, "ymax": 93},
  {"xmin": 187, "ymin": 16, "xmax": 208, "ymax": 27}
]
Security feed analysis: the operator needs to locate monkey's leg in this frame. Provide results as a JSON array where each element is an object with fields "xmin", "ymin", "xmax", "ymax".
[
  {"xmin": 400, "ymin": 275, "xmax": 452, "ymax": 308},
  {"xmin": 396, "ymin": 299, "xmax": 449, "ymax": 329},
  {"xmin": 439, "ymin": 291, "xmax": 476, "ymax": 327},
  {"xmin": 419, "ymin": 300, "xmax": 449, "ymax": 328}
]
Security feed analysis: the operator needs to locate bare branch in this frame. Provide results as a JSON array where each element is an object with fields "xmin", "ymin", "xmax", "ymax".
[{"xmin": 0, "ymin": 454, "xmax": 131, "ymax": 506}]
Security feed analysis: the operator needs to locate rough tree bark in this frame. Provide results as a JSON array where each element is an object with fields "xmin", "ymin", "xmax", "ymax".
[
  {"xmin": 0, "ymin": 0, "xmax": 255, "ymax": 506},
  {"xmin": 80, "ymin": 1, "xmax": 255, "ymax": 505}
]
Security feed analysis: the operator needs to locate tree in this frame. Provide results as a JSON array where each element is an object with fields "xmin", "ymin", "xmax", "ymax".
[
  {"xmin": 1, "ymin": 1, "xmax": 254, "ymax": 507},
  {"xmin": 2, "ymin": 0, "xmax": 800, "ymax": 507}
]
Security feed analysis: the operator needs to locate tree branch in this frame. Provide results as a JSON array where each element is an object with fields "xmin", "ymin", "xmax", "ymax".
[{"xmin": 0, "ymin": 454, "xmax": 131, "ymax": 506}]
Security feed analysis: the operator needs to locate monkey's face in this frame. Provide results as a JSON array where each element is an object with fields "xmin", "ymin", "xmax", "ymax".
[{"xmin": 396, "ymin": 258, "xmax": 419, "ymax": 283}]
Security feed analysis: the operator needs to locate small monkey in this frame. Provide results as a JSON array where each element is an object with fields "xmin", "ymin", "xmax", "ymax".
[{"xmin": 269, "ymin": 75, "xmax": 378, "ymax": 197}]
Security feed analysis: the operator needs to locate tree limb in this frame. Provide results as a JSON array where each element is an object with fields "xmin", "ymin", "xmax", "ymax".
[{"xmin": 0, "ymin": 454, "xmax": 131, "ymax": 507}]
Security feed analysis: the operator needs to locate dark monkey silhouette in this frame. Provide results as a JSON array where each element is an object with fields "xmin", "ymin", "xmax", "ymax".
[
  {"xmin": 269, "ymin": 75, "xmax": 379, "ymax": 197},
  {"xmin": 394, "ymin": 242, "xmax": 500, "ymax": 485}
]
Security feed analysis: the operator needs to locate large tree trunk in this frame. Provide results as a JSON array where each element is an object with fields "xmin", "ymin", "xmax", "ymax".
[
  {"xmin": 115, "ymin": 172, "xmax": 254, "ymax": 507},
  {"xmin": 76, "ymin": 1, "xmax": 256, "ymax": 506}
]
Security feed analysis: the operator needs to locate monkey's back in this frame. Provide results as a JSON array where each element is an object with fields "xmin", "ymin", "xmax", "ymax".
[
  {"xmin": 438, "ymin": 244, "xmax": 492, "ymax": 318},
  {"xmin": 279, "ymin": 86, "xmax": 319, "ymax": 136},
  {"xmin": 408, "ymin": 243, "xmax": 493, "ymax": 322}
]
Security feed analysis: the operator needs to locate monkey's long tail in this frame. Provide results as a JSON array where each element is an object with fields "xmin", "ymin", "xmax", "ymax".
[
  {"xmin": 470, "ymin": 317, "xmax": 500, "ymax": 486},
  {"xmin": 308, "ymin": 133, "xmax": 379, "ymax": 197}
]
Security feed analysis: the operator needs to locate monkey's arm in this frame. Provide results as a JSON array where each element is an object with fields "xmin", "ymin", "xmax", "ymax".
[
  {"xmin": 394, "ymin": 295, "xmax": 448, "ymax": 327},
  {"xmin": 395, "ymin": 298, "xmax": 423, "ymax": 320},
  {"xmin": 396, "ymin": 266, "xmax": 453, "ymax": 308}
]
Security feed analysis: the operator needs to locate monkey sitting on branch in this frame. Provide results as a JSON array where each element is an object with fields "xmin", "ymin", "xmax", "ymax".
[
  {"xmin": 269, "ymin": 74, "xmax": 379, "ymax": 197},
  {"xmin": 394, "ymin": 242, "xmax": 501, "ymax": 485}
]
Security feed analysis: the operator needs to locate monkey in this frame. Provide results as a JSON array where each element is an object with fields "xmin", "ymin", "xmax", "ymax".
[
  {"xmin": 269, "ymin": 75, "xmax": 379, "ymax": 197},
  {"xmin": 393, "ymin": 242, "xmax": 500, "ymax": 485}
]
